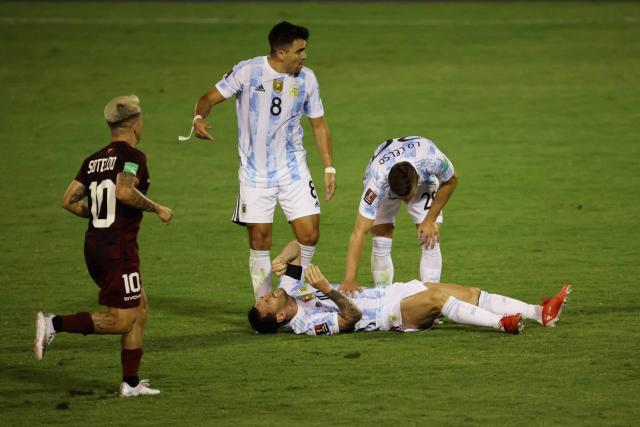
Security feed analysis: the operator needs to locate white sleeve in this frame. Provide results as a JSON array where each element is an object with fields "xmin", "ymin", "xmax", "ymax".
[
  {"xmin": 432, "ymin": 148, "xmax": 455, "ymax": 183},
  {"xmin": 214, "ymin": 63, "xmax": 246, "ymax": 99},
  {"xmin": 358, "ymin": 175, "xmax": 383, "ymax": 220},
  {"xmin": 303, "ymin": 72, "xmax": 324, "ymax": 118},
  {"xmin": 290, "ymin": 310, "xmax": 340, "ymax": 336}
]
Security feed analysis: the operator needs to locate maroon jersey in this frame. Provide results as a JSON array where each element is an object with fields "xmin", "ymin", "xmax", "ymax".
[
  {"xmin": 75, "ymin": 141, "xmax": 149, "ymax": 308},
  {"xmin": 74, "ymin": 141, "xmax": 150, "ymax": 244}
]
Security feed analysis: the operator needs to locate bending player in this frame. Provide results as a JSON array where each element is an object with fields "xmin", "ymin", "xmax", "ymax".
[
  {"xmin": 341, "ymin": 135, "xmax": 457, "ymax": 295},
  {"xmin": 250, "ymin": 242, "xmax": 571, "ymax": 335},
  {"xmin": 33, "ymin": 95, "xmax": 173, "ymax": 397}
]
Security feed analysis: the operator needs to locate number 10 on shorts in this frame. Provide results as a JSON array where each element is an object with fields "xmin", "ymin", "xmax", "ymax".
[{"xmin": 122, "ymin": 272, "xmax": 141, "ymax": 294}]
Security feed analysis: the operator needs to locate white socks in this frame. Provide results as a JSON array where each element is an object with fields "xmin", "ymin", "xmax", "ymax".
[
  {"xmin": 478, "ymin": 291, "xmax": 542, "ymax": 323},
  {"xmin": 299, "ymin": 244, "xmax": 316, "ymax": 269},
  {"xmin": 420, "ymin": 242, "xmax": 442, "ymax": 283},
  {"xmin": 249, "ymin": 249, "xmax": 272, "ymax": 301},
  {"xmin": 441, "ymin": 296, "xmax": 502, "ymax": 329},
  {"xmin": 371, "ymin": 237, "xmax": 394, "ymax": 287}
]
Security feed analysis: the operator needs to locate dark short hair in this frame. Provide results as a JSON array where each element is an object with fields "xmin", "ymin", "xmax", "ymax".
[
  {"xmin": 388, "ymin": 162, "xmax": 418, "ymax": 197},
  {"xmin": 248, "ymin": 306, "xmax": 281, "ymax": 334},
  {"xmin": 268, "ymin": 21, "xmax": 309, "ymax": 54}
]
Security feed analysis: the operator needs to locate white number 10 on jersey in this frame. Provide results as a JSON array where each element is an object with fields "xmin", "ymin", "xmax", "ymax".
[{"xmin": 89, "ymin": 179, "xmax": 116, "ymax": 228}]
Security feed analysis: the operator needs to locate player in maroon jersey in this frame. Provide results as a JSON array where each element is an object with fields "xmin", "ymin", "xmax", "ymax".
[{"xmin": 33, "ymin": 95, "xmax": 173, "ymax": 398}]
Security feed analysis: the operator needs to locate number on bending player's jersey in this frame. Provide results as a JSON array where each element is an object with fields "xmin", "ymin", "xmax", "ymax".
[
  {"xmin": 122, "ymin": 272, "xmax": 141, "ymax": 294},
  {"xmin": 89, "ymin": 179, "xmax": 116, "ymax": 228}
]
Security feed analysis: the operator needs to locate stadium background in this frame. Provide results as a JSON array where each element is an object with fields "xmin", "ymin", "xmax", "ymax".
[{"xmin": 1, "ymin": 1, "xmax": 639, "ymax": 425}]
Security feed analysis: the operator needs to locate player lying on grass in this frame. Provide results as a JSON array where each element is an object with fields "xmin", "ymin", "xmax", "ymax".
[{"xmin": 248, "ymin": 241, "xmax": 571, "ymax": 335}]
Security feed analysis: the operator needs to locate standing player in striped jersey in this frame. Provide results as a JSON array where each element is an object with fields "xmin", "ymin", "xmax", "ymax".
[
  {"xmin": 248, "ymin": 245, "xmax": 571, "ymax": 335},
  {"xmin": 341, "ymin": 136, "xmax": 458, "ymax": 294},
  {"xmin": 33, "ymin": 96, "xmax": 173, "ymax": 397},
  {"xmin": 191, "ymin": 21, "xmax": 335, "ymax": 301}
]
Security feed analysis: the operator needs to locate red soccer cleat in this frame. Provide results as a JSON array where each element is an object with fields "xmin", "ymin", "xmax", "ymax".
[
  {"xmin": 499, "ymin": 313, "xmax": 523, "ymax": 334},
  {"xmin": 542, "ymin": 283, "xmax": 572, "ymax": 327}
]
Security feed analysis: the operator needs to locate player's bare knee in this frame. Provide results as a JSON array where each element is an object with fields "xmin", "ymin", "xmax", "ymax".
[
  {"xmin": 297, "ymin": 229, "xmax": 319, "ymax": 246},
  {"xmin": 248, "ymin": 229, "xmax": 272, "ymax": 250},
  {"xmin": 467, "ymin": 287, "xmax": 481, "ymax": 305},
  {"xmin": 426, "ymin": 288, "xmax": 451, "ymax": 310}
]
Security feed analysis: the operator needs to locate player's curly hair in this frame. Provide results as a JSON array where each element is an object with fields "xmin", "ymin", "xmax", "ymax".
[
  {"xmin": 388, "ymin": 162, "xmax": 418, "ymax": 197},
  {"xmin": 268, "ymin": 21, "xmax": 309, "ymax": 54},
  {"xmin": 248, "ymin": 306, "xmax": 281, "ymax": 334}
]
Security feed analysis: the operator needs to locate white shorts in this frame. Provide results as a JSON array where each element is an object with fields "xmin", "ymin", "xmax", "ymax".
[
  {"xmin": 231, "ymin": 176, "xmax": 321, "ymax": 225},
  {"xmin": 373, "ymin": 176, "xmax": 443, "ymax": 226},
  {"xmin": 379, "ymin": 280, "xmax": 429, "ymax": 332}
]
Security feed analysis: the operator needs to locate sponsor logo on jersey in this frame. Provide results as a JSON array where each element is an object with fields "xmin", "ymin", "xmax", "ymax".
[
  {"xmin": 289, "ymin": 86, "xmax": 299, "ymax": 97},
  {"xmin": 364, "ymin": 188, "xmax": 377, "ymax": 206},
  {"xmin": 255, "ymin": 84, "xmax": 265, "ymax": 92},
  {"xmin": 314, "ymin": 200, "xmax": 320, "ymax": 208},
  {"xmin": 273, "ymin": 79, "xmax": 283, "ymax": 94},
  {"xmin": 314, "ymin": 322, "xmax": 330, "ymax": 335},
  {"xmin": 124, "ymin": 294, "xmax": 141, "ymax": 302}
]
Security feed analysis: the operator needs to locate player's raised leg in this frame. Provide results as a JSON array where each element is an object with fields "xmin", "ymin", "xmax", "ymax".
[{"xmin": 371, "ymin": 223, "xmax": 394, "ymax": 288}]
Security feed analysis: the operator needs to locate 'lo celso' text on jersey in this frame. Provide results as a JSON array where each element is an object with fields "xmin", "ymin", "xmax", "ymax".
[
  {"xmin": 216, "ymin": 56, "xmax": 324, "ymax": 188},
  {"xmin": 359, "ymin": 136, "xmax": 455, "ymax": 219}
]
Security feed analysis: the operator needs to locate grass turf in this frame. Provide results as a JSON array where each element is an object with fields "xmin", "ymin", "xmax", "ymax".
[{"xmin": 1, "ymin": 1, "xmax": 639, "ymax": 425}]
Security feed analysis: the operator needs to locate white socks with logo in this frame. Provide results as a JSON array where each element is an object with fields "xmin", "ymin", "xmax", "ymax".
[
  {"xmin": 478, "ymin": 291, "xmax": 542, "ymax": 323},
  {"xmin": 249, "ymin": 249, "xmax": 272, "ymax": 301},
  {"xmin": 371, "ymin": 237, "xmax": 394, "ymax": 287},
  {"xmin": 299, "ymin": 244, "xmax": 316, "ymax": 270},
  {"xmin": 441, "ymin": 296, "xmax": 502, "ymax": 329},
  {"xmin": 420, "ymin": 242, "xmax": 442, "ymax": 283}
]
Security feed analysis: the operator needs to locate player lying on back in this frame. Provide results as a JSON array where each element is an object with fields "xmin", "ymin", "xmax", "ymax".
[{"xmin": 248, "ymin": 242, "xmax": 571, "ymax": 335}]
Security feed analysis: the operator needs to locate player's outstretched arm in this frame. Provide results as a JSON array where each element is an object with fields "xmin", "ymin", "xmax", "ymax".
[
  {"xmin": 305, "ymin": 265, "xmax": 362, "ymax": 332},
  {"xmin": 272, "ymin": 240, "xmax": 302, "ymax": 276},
  {"xmin": 193, "ymin": 87, "xmax": 227, "ymax": 141},
  {"xmin": 62, "ymin": 180, "xmax": 90, "ymax": 218},
  {"xmin": 417, "ymin": 174, "xmax": 458, "ymax": 249},
  {"xmin": 308, "ymin": 116, "xmax": 336, "ymax": 201},
  {"xmin": 116, "ymin": 172, "xmax": 174, "ymax": 224},
  {"xmin": 340, "ymin": 214, "xmax": 374, "ymax": 295}
]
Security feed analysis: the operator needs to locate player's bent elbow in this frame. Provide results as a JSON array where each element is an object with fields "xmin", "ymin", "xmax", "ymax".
[{"xmin": 115, "ymin": 185, "xmax": 133, "ymax": 202}]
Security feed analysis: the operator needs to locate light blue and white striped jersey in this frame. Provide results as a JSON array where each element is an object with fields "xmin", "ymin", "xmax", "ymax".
[
  {"xmin": 359, "ymin": 136, "xmax": 455, "ymax": 219},
  {"xmin": 215, "ymin": 56, "xmax": 324, "ymax": 188},
  {"xmin": 286, "ymin": 285, "xmax": 386, "ymax": 335}
]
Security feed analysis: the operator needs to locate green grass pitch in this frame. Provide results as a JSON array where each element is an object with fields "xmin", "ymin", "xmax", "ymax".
[{"xmin": 1, "ymin": 1, "xmax": 639, "ymax": 425}]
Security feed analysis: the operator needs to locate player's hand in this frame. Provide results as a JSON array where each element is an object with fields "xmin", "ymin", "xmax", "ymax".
[
  {"xmin": 304, "ymin": 265, "xmax": 332, "ymax": 294},
  {"xmin": 194, "ymin": 117, "xmax": 214, "ymax": 141},
  {"xmin": 417, "ymin": 220, "xmax": 439, "ymax": 249},
  {"xmin": 271, "ymin": 256, "xmax": 287, "ymax": 277},
  {"xmin": 324, "ymin": 172, "xmax": 336, "ymax": 202},
  {"xmin": 339, "ymin": 278, "xmax": 363, "ymax": 296},
  {"xmin": 156, "ymin": 205, "xmax": 174, "ymax": 224}
]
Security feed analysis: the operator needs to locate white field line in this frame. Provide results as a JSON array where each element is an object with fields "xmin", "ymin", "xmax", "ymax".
[{"xmin": 0, "ymin": 16, "xmax": 637, "ymax": 26}]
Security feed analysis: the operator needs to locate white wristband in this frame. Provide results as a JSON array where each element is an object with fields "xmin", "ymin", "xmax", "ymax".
[
  {"xmin": 192, "ymin": 114, "xmax": 203, "ymax": 124},
  {"xmin": 324, "ymin": 167, "xmax": 336, "ymax": 174}
]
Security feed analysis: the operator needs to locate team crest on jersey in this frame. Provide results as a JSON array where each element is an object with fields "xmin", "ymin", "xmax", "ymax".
[
  {"xmin": 241, "ymin": 204, "xmax": 247, "ymax": 214},
  {"xmin": 273, "ymin": 79, "xmax": 283, "ymax": 93},
  {"xmin": 364, "ymin": 188, "xmax": 377, "ymax": 206},
  {"xmin": 289, "ymin": 86, "xmax": 299, "ymax": 97},
  {"xmin": 314, "ymin": 323, "xmax": 330, "ymax": 335}
]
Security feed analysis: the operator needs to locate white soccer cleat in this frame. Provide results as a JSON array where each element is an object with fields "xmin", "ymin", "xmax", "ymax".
[
  {"xmin": 33, "ymin": 312, "xmax": 56, "ymax": 360},
  {"xmin": 119, "ymin": 379, "xmax": 161, "ymax": 398}
]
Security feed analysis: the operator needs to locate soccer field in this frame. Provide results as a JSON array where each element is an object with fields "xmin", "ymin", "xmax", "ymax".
[{"xmin": 1, "ymin": 1, "xmax": 639, "ymax": 425}]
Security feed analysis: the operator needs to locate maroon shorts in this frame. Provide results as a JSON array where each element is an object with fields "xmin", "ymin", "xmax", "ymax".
[{"xmin": 84, "ymin": 233, "xmax": 142, "ymax": 309}]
